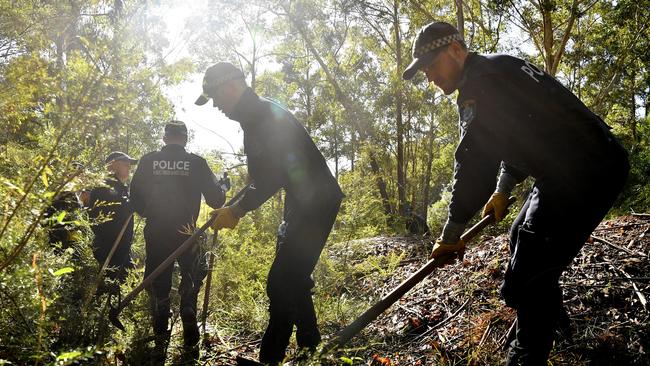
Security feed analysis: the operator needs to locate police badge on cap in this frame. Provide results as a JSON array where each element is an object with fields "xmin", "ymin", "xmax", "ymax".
[{"xmin": 403, "ymin": 22, "xmax": 464, "ymax": 80}]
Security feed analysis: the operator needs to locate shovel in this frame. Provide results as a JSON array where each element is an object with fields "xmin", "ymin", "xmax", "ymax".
[
  {"xmin": 108, "ymin": 185, "xmax": 251, "ymax": 330},
  {"xmin": 327, "ymin": 196, "xmax": 517, "ymax": 348}
]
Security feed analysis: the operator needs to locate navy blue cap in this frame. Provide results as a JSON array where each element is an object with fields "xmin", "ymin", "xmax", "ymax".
[
  {"xmin": 195, "ymin": 62, "xmax": 245, "ymax": 106},
  {"xmin": 105, "ymin": 151, "xmax": 137, "ymax": 164},
  {"xmin": 164, "ymin": 120, "xmax": 188, "ymax": 136},
  {"xmin": 403, "ymin": 22, "xmax": 463, "ymax": 80}
]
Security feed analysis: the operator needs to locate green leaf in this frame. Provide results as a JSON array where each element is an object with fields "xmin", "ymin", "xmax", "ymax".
[
  {"xmin": 56, "ymin": 211, "xmax": 67, "ymax": 223},
  {"xmin": 2, "ymin": 179, "xmax": 25, "ymax": 196},
  {"xmin": 40, "ymin": 170, "xmax": 49, "ymax": 187},
  {"xmin": 53, "ymin": 267, "xmax": 75, "ymax": 276},
  {"xmin": 56, "ymin": 351, "xmax": 81, "ymax": 361},
  {"xmin": 339, "ymin": 357, "xmax": 353, "ymax": 365}
]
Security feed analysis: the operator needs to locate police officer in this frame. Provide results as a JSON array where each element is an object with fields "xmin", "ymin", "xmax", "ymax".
[
  {"xmin": 195, "ymin": 62, "xmax": 343, "ymax": 365},
  {"xmin": 130, "ymin": 121, "xmax": 225, "ymax": 361},
  {"xmin": 402, "ymin": 22, "xmax": 629, "ymax": 366},
  {"xmin": 44, "ymin": 162, "xmax": 87, "ymax": 254},
  {"xmin": 87, "ymin": 152, "xmax": 137, "ymax": 283},
  {"xmin": 44, "ymin": 191, "xmax": 83, "ymax": 252}
]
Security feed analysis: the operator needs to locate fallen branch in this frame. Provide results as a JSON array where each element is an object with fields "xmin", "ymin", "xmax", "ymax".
[
  {"xmin": 499, "ymin": 318, "xmax": 517, "ymax": 350},
  {"xmin": 593, "ymin": 223, "xmax": 648, "ymax": 231},
  {"xmin": 614, "ymin": 266, "xmax": 648, "ymax": 310},
  {"xmin": 631, "ymin": 213, "xmax": 650, "ymax": 219},
  {"xmin": 590, "ymin": 235, "xmax": 647, "ymax": 258}
]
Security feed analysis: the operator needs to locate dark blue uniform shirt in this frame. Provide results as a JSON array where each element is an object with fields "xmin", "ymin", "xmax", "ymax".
[
  {"xmin": 130, "ymin": 144, "xmax": 225, "ymax": 227},
  {"xmin": 88, "ymin": 177, "xmax": 133, "ymax": 263},
  {"xmin": 229, "ymin": 88, "xmax": 343, "ymax": 213},
  {"xmin": 449, "ymin": 53, "xmax": 622, "ymax": 224}
]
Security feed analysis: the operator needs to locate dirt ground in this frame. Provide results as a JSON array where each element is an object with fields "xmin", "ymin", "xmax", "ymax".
[{"xmin": 204, "ymin": 215, "xmax": 650, "ymax": 365}]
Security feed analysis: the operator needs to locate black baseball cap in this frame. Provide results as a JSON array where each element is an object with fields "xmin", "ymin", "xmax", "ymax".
[
  {"xmin": 164, "ymin": 120, "xmax": 188, "ymax": 136},
  {"xmin": 105, "ymin": 151, "xmax": 137, "ymax": 164},
  {"xmin": 195, "ymin": 62, "xmax": 245, "ymax": 106},
  {"xmin": 403, "ymin": 22, "xmax": 463, "ymax": 80}
]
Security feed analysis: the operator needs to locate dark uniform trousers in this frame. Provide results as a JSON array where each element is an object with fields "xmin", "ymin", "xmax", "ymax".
[
  {"xmin": 144, "ymin": 220, "xmax": 207, "ymax": 346},
  {"xmin": 259, "ymin": 195, "xmax": 341, "ymax": 364},
  {"xmin": 501, "ymin": 141, "xmax": 629, "ymax": 365}
]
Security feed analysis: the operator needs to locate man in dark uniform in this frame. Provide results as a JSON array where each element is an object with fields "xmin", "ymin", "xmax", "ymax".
[
  {"xmin": 403, "ymin": 22, "xmax": 629, "ymax": 366},
  {"xmin": 87, "ymin": 152, "xmax": 137, "ymax": 284},
  {"xmin": 44, "ymin": 162, "xmax": 87, "ymax": 255},
  {"xmin": 130, "ymin": 121, "xmax": 225, "ymax": 361},
  {"xmin": 44, "ymin": 191, "xmax": 83, "ymax": 252},
  {"xmin": 195, "ymin": 62, "xmax": 343, "ymax": 365}
]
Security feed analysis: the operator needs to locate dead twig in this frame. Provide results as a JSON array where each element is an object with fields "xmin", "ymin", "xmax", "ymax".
[
  {"xmin": 499, "ymin": 318, "xmax": 517, "ymax": 350},
  {"xmin": 590, "ymin": 235, "xmax": 647, "ymax": 258},
  {"xmin": 210, "ymin": 338, "xmax": 262, "ymax": 359},
  {"xmin": 614, "ymin": 266, "xmax": 648, "ymax": 310},
  {"xmin": 478, "ymin": 321, "xmax": 492, "ymax": 349},
  {"xmin": 593, "ymin": 223, "xmax": 648, "ymax": 231}
]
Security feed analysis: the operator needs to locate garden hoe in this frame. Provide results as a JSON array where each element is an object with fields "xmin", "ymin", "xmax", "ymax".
[
  {"xmin": 235, "ymin": 197, "xmax": 516, "ymax": 366},
  {"xmin": 108, "ymin": 185, "xmax": 252, "ymax": 331}
]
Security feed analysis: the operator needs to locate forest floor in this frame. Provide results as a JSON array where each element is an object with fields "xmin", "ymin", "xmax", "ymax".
[{"xmin": 202, "ymin": 215, "xmax": 650, "ymax": 366}]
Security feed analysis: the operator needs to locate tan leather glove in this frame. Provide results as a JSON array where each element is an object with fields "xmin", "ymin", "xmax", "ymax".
[
  {"xmin": 482, "ymin": 192, "xmax": 509, "ymax": 223},
  {"xmin": 210, "ymin": 206, "xmax": 240, "ymax": 231},
  {"xmin": 430, "ymin": 238, "xmax": 466, "ymax": 265}
]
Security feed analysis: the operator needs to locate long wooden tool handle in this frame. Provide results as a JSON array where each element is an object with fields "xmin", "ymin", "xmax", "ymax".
[
  {"xmin": 82, "ymin": 213, "xmax": 134, "ymax": 313},
  {"xmin": 330, "ymin": 196, "xmax": 516, "ymax": 348},
  {"xmin": 201, "ymin": 234, "xmax": 217, "ymax": 336}
]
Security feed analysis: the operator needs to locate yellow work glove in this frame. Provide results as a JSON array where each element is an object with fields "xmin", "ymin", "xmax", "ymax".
[
  {"xmin": 430, "ymin": 238, "xmax": 466, "ymax": 265},
  {"xmin": 482, "ymin": 192, "xmax": 509, "ymax": 223},
  {"xmin": 210, "ymin": 206, "xmax": 240, "ymax": 231}
]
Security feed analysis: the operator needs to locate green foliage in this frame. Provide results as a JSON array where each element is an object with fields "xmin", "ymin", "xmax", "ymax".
[
  {"xmin": 428, "ymin": 189, "xmax": 452, "ymax": 236},
  {"xmin": 0, "ymin": 0, "xmax": 192, "ymax": 363},
  {"xmin": 333, "ymin": 169, "xmax": 389, "ymax": 241},
  {"xmin": 1, "ymin": 0, "xmax": 649, "ymax": 363}
]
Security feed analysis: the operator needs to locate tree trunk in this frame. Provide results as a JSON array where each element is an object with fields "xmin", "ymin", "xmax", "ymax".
[
  {"xmin": 286, "ymin": 9, "xmax": 392, "ymax": 215},
  {"xmin": 455, "ymin": 0, "xmax": 464, "ymax": 38},
  {"xmin": 393, "ymin": 0, "xmax": 406, "ymax": 215},
  {"xmin": 630, "ymin": 71, "xmax": 638, "ymax": 144},
  {"xmin": 422, "ymin": 108, "xmax": 437, "ymax": 220}
]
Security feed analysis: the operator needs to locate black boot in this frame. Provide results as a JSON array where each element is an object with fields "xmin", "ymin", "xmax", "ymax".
[
  {"xmin": 556, "ymin": 306, "xmax": 573, "ymax": 343},
  {"xmin": 504, "ymin": 340, "xmax": 549, "ymax": 366},
  {"xmin": 181, "ymin": 306, "xmax": 200, "ymax": 363},
  {"xmin": 150, "ymin": 297, "xmax": 171, "ymax": 365},
  {"xmin": 151, "ymin": 331, "xmax": 170, "ymax": 365}
]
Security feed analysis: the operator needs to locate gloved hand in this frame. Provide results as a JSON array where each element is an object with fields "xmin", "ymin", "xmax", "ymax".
[
  {"xmin": 430, "ymin": 238, "xmax": 465, "ymax": 265},
  {"xmin": 210, "ymin": 206, "xmax": 240, "ymax": 231},
  {"xmin": 482, "ymin": 192, "xmax": 509, "ymax": 223}
]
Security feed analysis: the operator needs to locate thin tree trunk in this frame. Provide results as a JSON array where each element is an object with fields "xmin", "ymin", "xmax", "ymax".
[
  {"xmin": 455, "ymin": 0, "xmax": 464, "ymax": 38},
  {"xmin": 394, "ymin": 0, "xmax": 406, "ymax": 215},
  {"xmin": 285, "ymin": 8, "xmax": 392, "ymax": 215},
  {"xmin": 422, "ymin": 109, "xmax": 437, "ymax": 220}
]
